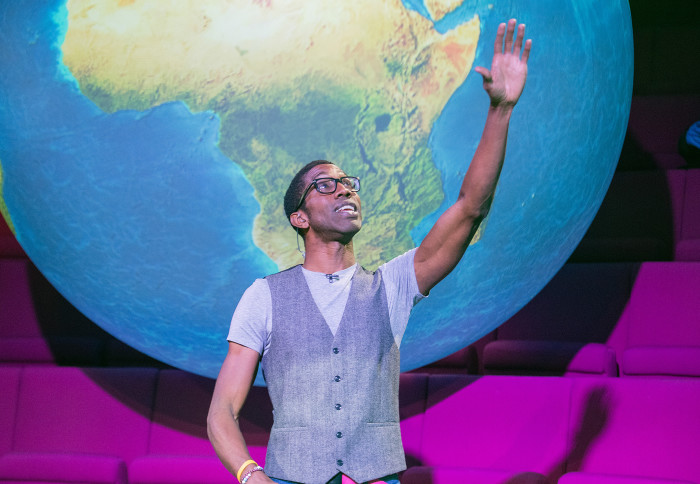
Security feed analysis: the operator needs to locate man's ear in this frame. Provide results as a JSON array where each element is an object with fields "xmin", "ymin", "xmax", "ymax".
[{"xmin": 290, "ymin": 211, "xmax": 309, "ymax": 230}]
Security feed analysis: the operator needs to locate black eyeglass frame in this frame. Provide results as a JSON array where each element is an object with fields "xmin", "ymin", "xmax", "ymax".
[{"xmin": 294, "ymin": 176, "xmax": 361, "ymax": 213}]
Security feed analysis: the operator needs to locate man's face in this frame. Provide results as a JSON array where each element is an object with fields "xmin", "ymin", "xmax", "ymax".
[{"xmin": 296, "ymin": 164, "xmax": 362, "ymax": 242}]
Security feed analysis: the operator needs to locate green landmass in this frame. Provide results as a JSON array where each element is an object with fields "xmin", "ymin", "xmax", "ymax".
[
  {"xmin": 208, "ymin": 74, "xmax": 444, "ymax": 268},
  {"xmin": 70, "ymin": 68, "xmax": 444, "ymax": 269}
]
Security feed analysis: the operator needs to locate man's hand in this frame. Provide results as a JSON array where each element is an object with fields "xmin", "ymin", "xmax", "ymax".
[{"xmin": 474, "ymin": 19, "xmax": 531, "ymax": 108}]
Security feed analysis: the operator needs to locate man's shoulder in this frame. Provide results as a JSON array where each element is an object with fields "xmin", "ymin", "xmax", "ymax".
[
  {"xmin": 263, "ymin": 264, "xmax": 302, "ymax": 281},
  {"xmin": 377, "ymin": 248, "xmax": 417, "ymax": 274}
]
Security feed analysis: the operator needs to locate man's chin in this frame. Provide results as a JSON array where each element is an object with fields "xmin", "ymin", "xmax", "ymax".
[{"xmin": 338, "ymin": 220, "xmax": 362, "ymax": 242}]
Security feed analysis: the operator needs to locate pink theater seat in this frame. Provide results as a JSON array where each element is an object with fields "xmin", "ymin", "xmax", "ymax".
[
  {"xmin": 483, "ymin": 263, "xmax": 632, "ymax": 376},
  {"xmin": 620, "ymin": 262, "xmax": 700, "ymax": 377},
  {"xmin": 571, "ymin": 170, "xmax": 686, "ymax": 263},
  {"xmin": 0, "ymin": 367, "xmax": 157, "ymax": 484},
  {"xmin": 559, "ymin": 472, "xmax": 695, "ymax": 484},
  {"xmin": 0, "ymin": 259, "xmax": 51, "ymax": 359},
  {"xmin": 0, "ymin": 367, "xmax": 21, "ymax": 455},
  {"xmin": 563, "ymin": 378, "xmax": 700, "ymax": 483},
  {"xmin": 676, "ymin": 169, "xmax": 700, "ymax": 261},
  {"xmin": 484, "ymin": 341, "xmax": 617, "ymax": 377},
  {"xmin": 0, "ymin": 453, "xmax": 127, "ymax": 484},
  {"xmin": 129, "ymin": 369, "xmax": 272, "ymax": 484},
  {"xmin": 402, "ymin": 466, "xmax": 547, "ymax": 483},
  {"xmin": 419, "ymin": 375, "xmax": 571, "ymax": 480},
  {"xmin": 398, "ymin": 373, "xmax": 428, "ymax": 468}
]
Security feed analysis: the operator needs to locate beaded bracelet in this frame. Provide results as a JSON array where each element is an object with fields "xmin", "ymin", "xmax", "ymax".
[
  {"xmin": 240, "ymin": 465, "xmax": 264, "ymax": 484},
  {"xmin": 236, "ymin": 460, "xmax": 257, "ymax": 482}
]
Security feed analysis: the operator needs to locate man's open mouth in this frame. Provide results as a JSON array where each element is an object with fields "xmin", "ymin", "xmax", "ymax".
[{"xmin": 335, "ymin": 203, "xmax": 357, "ymax": 214}]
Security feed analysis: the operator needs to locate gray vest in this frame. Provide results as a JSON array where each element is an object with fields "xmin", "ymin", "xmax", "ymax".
[{"xmin": 262, "ymin": 265, "xmax": 405, "ymax": 484}]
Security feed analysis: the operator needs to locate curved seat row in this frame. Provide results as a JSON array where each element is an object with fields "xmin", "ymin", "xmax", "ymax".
[{"xmin": 1, "ymin": 366, "xmax": 699, "ymax": 484}]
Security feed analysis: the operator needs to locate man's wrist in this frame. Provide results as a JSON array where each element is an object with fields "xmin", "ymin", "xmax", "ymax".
[
  {"xmin": 236, "ymin": 460, "xmax": 258, "ymax": 482},
  {"xmin": 240, "ymin": 465, "xmax": 265, "ymax": 484},
  {"xmin": 488, "ymin": 102, "xmax": 515, "ymax": 115}
]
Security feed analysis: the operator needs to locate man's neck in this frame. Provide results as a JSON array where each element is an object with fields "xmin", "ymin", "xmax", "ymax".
[{"xmin": 302, "ymin": 239, "xmax": 356, "ymax": 274}]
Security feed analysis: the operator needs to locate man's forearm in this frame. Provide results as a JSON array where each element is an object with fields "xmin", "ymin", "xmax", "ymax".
[
  {"xmin": 457, "ymin": 103, "xmax": 513, "ymax": 219},
  {"xmin": 208, "ymin": 343, "xmax": 272, "ymax": 481},
  {"xmin": 208, "ymin": 412, "xmax": 256, "ymax": 476}
]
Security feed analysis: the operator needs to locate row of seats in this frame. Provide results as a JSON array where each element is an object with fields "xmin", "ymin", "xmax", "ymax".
[
  {"xmin": 1, "ymin": 366, "xmax": 698, "ymax": 483},
  {"xmin": 420, "ymin": 260, "xmax": 700, "ymax": 378},
  {"xmin": 3, "ymin": 255, "xmax": 700, "ymax": 379}
]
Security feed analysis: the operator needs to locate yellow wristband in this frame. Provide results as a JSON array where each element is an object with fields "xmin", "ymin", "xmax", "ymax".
[{"xmin": 236, "ymin": 459, "xmax": 257, "ymax": 482}]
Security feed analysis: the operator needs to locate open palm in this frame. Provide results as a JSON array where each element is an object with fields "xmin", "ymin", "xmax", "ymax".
[{"xmin": 474, "ymin": 19, "xmax": 532, "ymax": 108}]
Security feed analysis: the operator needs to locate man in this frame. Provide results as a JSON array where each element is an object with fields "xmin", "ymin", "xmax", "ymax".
[{"xmin": 208, "ymin": 19, "xmax": 532, "ymax": 484}]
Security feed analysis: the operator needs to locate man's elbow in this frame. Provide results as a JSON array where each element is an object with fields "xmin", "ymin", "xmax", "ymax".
[
  {"xmin": 458, "ymin": 192, "xmax": 493, "ymax": 222},
  {"xmin": 206, "ymin": 409, "xmax": 221, "ymax": 444},
  {"xmin": 207, "ymin": 405, "xmax": 234, "ymax": 445}
]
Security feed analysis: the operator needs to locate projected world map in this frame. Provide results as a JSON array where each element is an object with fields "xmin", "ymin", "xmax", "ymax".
[{"xmin": 0, "ymin": 0, "xmax": 633, "ymax": 382}]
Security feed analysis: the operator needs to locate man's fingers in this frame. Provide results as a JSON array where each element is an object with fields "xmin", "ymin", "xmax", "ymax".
[
  {"xmin": 494, "ymin": 19, "xmax": 532, "ymax": 62},
  {"xmin": 474, "ymin": 66, "xmax": 492, "ymax": 83},
  {"xmin": 513, "ymin": 23, "xmax": 525, "ymax": 53},
  {"xmin": 503, "ymin": 19, "xmax": 516, "ymax": 53},
  {"xmin": 494, "ymin": 22, "xmax": 506, "ymax": 55},
  {"xmin": 521, "ymin": 39, "xmax": 532, "ymax": 63}
]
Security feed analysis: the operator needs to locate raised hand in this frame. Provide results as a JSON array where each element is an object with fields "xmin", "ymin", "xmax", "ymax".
[{"xmin": 474, "ymin": 19, "xmax": 532, "ymax": 108}]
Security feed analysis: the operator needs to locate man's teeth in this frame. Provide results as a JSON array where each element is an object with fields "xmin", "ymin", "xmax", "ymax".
[{"xmin": 336, "ymin": 205, "xmax": 355, "ymax": 213}]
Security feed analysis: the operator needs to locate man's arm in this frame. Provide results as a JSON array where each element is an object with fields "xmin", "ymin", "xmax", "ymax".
[
  {"xmin": 207, "ymin": 342, "xmax": 275, "ymax": 483},
  {"xmin": 414, "ymin": 19, "xmax": 532, "ymax": 295}
]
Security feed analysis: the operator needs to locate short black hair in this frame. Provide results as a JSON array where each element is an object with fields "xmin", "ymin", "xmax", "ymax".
[{"xmin": 283, "ymin": 159, "xmax": 336, "ymax": 225}]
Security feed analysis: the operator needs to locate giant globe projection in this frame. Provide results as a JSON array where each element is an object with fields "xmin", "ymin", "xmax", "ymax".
[{"xmin": 0, "ymin": 0, "xmax": 632, "ymax": 384}]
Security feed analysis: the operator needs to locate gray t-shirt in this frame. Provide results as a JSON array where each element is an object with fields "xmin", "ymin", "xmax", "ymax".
[{"xmin": 227, "ymin": 248, "xmax": 424, "ymax": 356}]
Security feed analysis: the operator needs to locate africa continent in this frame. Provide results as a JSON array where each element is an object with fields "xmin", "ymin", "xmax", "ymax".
[{"xmin": 62, "ymin": 0, "xmax": 480, "ymax": 269}]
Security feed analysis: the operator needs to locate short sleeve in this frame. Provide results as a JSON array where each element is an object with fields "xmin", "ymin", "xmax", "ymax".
[
  {"xmin": 378, "ymin": 248, "xmax": 425, "ymax": 348},
  {"xmin": 227, "ymin": 278, "xmax": 272, "ymax": 356}
]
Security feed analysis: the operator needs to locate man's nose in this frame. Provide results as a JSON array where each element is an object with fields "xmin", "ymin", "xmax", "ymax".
[{"xmin": 334, "ymin": 183, "xmax": 352, "ymax": 197}]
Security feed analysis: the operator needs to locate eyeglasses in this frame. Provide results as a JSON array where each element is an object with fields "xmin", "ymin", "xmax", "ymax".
[{"xmin": 294, "ymin": 176, "xmax": 360, "ymax": 212}]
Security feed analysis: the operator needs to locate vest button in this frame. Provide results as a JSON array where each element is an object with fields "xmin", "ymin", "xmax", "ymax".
[
  {"xmin": 336, "ymin": 431, "xmax": 343, "ymax": 438},
  {"xmin": 337, "ymin": 459, "xmax": 344, "ymax": 467},
  {"xmin": 334, "ymin": 375, "xmax": 341, "ymax": 382},
  {"xmin": 333, "ymin": 347, "xmax": 339, "ymax": 354},
  {"xmin": 335, "ymin": 403, "xmax": 342, "ymax": 410}
]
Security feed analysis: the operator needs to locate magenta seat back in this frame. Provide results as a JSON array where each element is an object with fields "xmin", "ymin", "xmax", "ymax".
[
  {"xmin": 0, "ymin": 367, "xmax": 21, "ymax": 454},
  {"xmin": 398, "ymin": 373, "xmax": 428, "ymax": 467},
  {"xmin": 677, "ymin": 169, "xmax": 700, "ymax": 260},
  {"xmin": 402, "ymin": 466, "xmax": 547, "ymax": 483},
  {"xmin": 148, "ymin": 370, "xmax": 217, "ymax": 456},
  {"xmin": 625, "ymin": 262, "xmax": 700, "ymax": 347},
  {"xmin": 681, "ymin": 170, "xmax": 700, "ymax": 240},
  {"xmin": 567, "ymin": 378, "xmax": 700, "ymax": 482},
  {"xmin": 0, "ymin": 260, "xmax": 44, "ymax": 339},
  {"xmin": 421, "ymin": 375, "xmax": 571, "ymax": 477},
  {"xmin": 13, "ymin": 367, "xmax": 156, "ymax": 463},
  {"xmin": 148, "ymin": 369, "xmax": 273, "ymax": 461},
  {"xmin": 0, "ymin": 259, "xmax": 106, "ymax": 365},
  {"xmin": 498, "ymin": 263, "xmax": 633, "ymax": 345}
]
